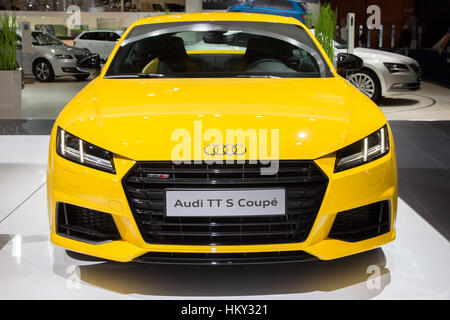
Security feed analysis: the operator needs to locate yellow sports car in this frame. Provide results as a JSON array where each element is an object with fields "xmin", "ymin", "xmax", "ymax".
[{"xmin": 47, "ymin": 12, "xmax": 397, "ymax": 264}]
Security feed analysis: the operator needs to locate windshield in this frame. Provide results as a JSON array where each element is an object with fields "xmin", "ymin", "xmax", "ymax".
[
  {"xmin": 32, "ymin": 32, "xmax": 64, "ymax": 46},
  {"xmin": 105, "ymin": 21, "xmax": 333, "ymax": 79}
]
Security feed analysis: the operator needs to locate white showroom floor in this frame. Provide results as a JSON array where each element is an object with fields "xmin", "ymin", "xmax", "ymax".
[{"xmin": 0, "ymin": 135, "xmax": 449, "ymax": 300}]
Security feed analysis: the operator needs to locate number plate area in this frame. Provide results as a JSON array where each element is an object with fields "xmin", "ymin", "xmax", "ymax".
[{"xmin": 166, "ymin": 189, "xmax": 285, "ymax": 217}]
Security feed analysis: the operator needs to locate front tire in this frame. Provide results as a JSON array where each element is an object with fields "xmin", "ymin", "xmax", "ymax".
[
  {"xmin": 347, "ymin": 69, "xmax": 381, "ymax": 102},
  {"xmin": 33, "ymin": 59, "xmax": 55, "ymax": 82}
]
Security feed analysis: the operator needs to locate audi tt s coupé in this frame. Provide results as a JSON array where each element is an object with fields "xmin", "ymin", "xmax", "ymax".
[{"xmin": 47, "ymin": 12, "xmax": 397, "ymax": 264}]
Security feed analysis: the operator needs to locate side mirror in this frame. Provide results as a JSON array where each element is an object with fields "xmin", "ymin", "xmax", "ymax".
[
  {"xmin": 76, "ymin": 54, "xmax": 101, "ymax": 75},
  {"xmin": 336, "ymin": 53, "xmax": 363, "ymax": 77}
]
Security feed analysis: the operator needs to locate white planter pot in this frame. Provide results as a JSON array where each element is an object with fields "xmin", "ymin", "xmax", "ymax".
[{"xmin": 0, "ymin": 70, "xmax": 22, "ymax": 119}]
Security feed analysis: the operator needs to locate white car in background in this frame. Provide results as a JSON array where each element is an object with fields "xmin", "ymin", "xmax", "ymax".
[
  {"xmin": 74, "ymin": 30, "xmax": 123, "ymax": 62},
  {"xmin": 189, "ymin": 29, "xmax": 421, "ymax": 102},
  {"xmin": 333, "ymin": 38, "xmax": 421, "ymax": 102},
  {"xmin": 309, "ymin": 30, "xmax": 421, "ymax": 102}
]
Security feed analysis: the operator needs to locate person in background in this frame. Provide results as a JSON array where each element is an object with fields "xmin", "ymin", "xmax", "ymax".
[
  {"xmin": 397, "ymin": 25, "xmax": 412, "ymax": 56},
  {"xmin": 339, "ymin": 17, "xmax": 348, "ymax": 42},
  {"xmin": 358, "ymin": 30, "xmax": 367, "ymax": 48},
  {"xmin": 437, "ymin": 27, "xmax": 450, "ymax": 68},
  {"xmin": 438, "ymin": 27, "xmax": 450, "ymax": 56}
]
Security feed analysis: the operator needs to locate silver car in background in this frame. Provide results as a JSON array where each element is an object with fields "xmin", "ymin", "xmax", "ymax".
[
  {"xmin": 17, "ymin": 31, "xmax": 91, "ymax": 82},
  {"xmin": 334, "ymin": 39, "xmax": 421, "ymax": 102}
]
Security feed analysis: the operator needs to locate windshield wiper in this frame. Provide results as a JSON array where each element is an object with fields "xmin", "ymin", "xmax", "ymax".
[
  {"xmin": 105, "ymin": 73, "xmax": 283, "ymax": 79},
  {"xmin": 137, "ymin": 73, "xmax": 167, "ymax": 78},
  {"xmin": 235, "ymin": 75, "xmax": 281, "ymax": 78},
  {"xmin": 104, "ymin": 73, "xmax": 167, "ymax": 79},
  {"xmin": 104, "ymin": 74, "xmax": 139, "ymax": 79}
]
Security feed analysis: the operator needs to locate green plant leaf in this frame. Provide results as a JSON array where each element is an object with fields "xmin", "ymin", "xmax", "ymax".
[
  {"xmin": 0, "ymin": 14, "xmax": 18, "ymax": 71},
  {"xmin": 311, "ymin": 2, "xmax": 337, "ymax": 61}
]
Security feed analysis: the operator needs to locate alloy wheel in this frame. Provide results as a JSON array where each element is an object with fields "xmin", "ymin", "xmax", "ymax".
[
  {"xmin": 35, "ymin": 62, "xmax": 50, "ymax": 81},
  {"xmin": 347, "ymin": 72, "xmax": 376, "ymax": 99}
]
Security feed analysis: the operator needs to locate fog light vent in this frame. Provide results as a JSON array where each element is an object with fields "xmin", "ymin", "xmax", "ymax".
[
  {"xmin": 56, "ymin": 202, "xmax": 121, "ymax": 243},
  {"xmin": 328, "ymin": 200, "xmax": 390, "ymax": 242}
]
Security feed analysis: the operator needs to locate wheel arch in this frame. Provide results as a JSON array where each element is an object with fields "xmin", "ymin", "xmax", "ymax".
[
  {"xmin": 361, "ymin": 64, "xmax": 386, "ymax": 96},
  {"xmin": 32, "ymin": 57, "xmax": 54, "ymax": 75},
  {"xmin": 32, "ymin": 57, "xmax": 56, "ymax": 82}
]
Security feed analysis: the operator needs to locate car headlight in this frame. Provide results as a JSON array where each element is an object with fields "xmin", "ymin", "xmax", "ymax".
[
  {"xmin": 56, "ymin": 127, "xmax": 115, "ymax": 173},
  {"xmin": 383, "ymin": 63, "xmax": 408, "ymax": 73},
  {"xmin": 335, "ymin": 125, "xmax": 389, "ymax": 172},
  {"xmin": 55, "ymin": 54, "xmax": 73, "ymax": 59}
]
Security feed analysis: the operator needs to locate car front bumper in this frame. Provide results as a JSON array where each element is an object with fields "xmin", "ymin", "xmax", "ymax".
[
  {"xmin": 383, "ymin": 64, "xmax": 421, "ymax": 94},
  {"xmin": 47, "ymin": 126, "xmax": 398, "ymax": 263},
  {"xmin": 51, "ymin": 57, "xmax": 89, "ymax": 77}
]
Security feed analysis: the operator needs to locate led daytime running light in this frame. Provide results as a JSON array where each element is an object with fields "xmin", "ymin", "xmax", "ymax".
[
  {"xmin": 57, "ymin": 128, "xmax": 115, "ymax": 173},
  {"xmin": 335, "ymin": 125, "xmax": 390, "ymax": 172}
]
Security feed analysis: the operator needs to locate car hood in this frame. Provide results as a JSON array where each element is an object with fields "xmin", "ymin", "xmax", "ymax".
[
  {"xmin": 56, "ymin": 77, "xmax": 387, "ymax": 161},
  {"xmin": 353, "ymin": 47, "xmax": 419, "ymax": 65}
]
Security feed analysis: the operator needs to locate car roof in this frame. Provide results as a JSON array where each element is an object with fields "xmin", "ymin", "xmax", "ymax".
[{"xmin": 133, "ymin": 12, "xmax": 301, "ymax": 27}]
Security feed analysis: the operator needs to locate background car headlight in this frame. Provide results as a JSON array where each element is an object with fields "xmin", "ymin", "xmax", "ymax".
[
  {"xmin": 383, "ymin": 63, "xmax": 408, "ymax": 73},
  {"xmin": 56, "ymin": 127, "xmax": 115, "ymax": 173},
  {"xmin": 55, "ymin": 54, "xmax": 73, "ymax": 59},
  {"xmin": 335, "ymin": 125, "xmax": 389, "ymax": 172}
]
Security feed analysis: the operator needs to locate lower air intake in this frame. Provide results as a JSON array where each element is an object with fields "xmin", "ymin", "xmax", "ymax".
[
  {"xmin": 56, "ymin": 202, "xmax": 121, "ymax": 243},
  {"xmin": 328, "ymin": 200, "xmax": 391, "ymax": 242}
]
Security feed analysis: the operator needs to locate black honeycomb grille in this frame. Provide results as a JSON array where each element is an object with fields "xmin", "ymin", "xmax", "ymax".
[{"xmin": 122, "ymin": 161, "xmax": 328, "ymax": 246}]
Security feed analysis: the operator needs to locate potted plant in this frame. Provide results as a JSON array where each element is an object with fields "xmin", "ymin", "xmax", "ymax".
[
  {"xmin": 0, "ymin": 14, "xmax": 21, "ymax": 119},
  {"xmin": 311, "ymin": 2, "xmax": 337, "ymax": 61}
]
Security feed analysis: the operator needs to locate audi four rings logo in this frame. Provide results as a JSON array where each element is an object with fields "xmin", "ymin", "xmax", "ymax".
[{"xmin": 204, "ymin": 144, "xmax": 247, "ymax": 156}]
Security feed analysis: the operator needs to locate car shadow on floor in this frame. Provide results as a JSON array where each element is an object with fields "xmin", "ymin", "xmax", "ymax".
[
  {"xmin": 24, "ymin": 76, "xmax": 91, "ymax": 84},
  {"xmin": 60, "ymin": 248, "xmax": 390, "ymax": 298},
  {"xmin": 377, "ymin": 97, "xmax": 419, "ymax": 107},
  {"xmin": 0, "ymin": 119, "xmax": 55, "ymax": 135}
]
